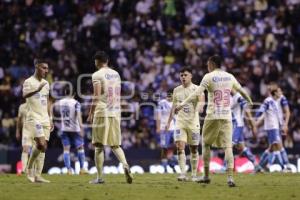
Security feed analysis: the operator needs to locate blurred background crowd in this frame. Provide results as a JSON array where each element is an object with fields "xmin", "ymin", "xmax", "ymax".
[{"xmin": 0, "ymin": 0, "xmax": 300, "ymax": 154}]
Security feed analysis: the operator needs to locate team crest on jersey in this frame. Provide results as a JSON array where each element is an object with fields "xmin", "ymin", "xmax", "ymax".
[{"xmin": 105, "ymin": 74, "xmax": 119, "ymax": 80}]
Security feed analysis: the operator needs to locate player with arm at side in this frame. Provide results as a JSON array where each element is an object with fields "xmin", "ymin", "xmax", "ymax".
[
  {"xmin": 23, "ymin": 58, "xmax": 54, "ymax": 183},
  {"xmin": 176, "ymin": 55, "xmax": 253, "ymax": 187},
  {"xmin": 156, "ymin": 91, "xmax": 176, "ymax": 173},
  {"xmin": 231, "ymin": 90, "xmax": 257, "ymax": 166},
  {"xmin": 57, "ymin": 88, "xmax": 88, "ymax": 175},
  {"xmin": 16, "ymin": 102, "xmax": 30, "ymax": 173},
  {"xmin": 255, "ymin": 84, "xmax": 291, "ymax": 172},
  {"xmin": 166, "ymin": 67, "xmax": 205, "ymax": 182},
  {"xmin": 87, "ymin": 51, "xmax": 132, "ymax": 184}
]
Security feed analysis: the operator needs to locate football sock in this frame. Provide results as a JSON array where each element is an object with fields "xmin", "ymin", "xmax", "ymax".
[
  {"xmin": 225, "ymin": 147, "xmax": 234, "ymax": 177},
  {"xmin": 202, "ymin": 144, "xmax": 210, "ymax": 178},
  {"xmin": 27, "ymin": 146, "xmax": 41, "ymax": 170},
  {"xmin": 191, "ymin": 152, "xmax": 199, "ymax": 176},
  {"xmin": 35, "ymin": 152, "xmax": 45, "ymax": 176},
  {"xmin": 242, "ymin": 147, "xmax": 256, "ymax": 164},
  {"xmin": 268, "ymin": 151, "xmax": 275, "ymax": 165},
  {"xmin": 280, "ymin": 148, "xmax": 289, "ymax": 165},
  {"xmin": 21, "ymin": 151, "xmax": 29, "ymax": 172},
  {"xmin": 95, "ymin": 147, "xmax": 104, "ymax": 179},
  {"xmin": 77, "ymin": 149, "xmax": 85, "ymax": 169},
  {"xmin": 258, "ymin": 150, "xmax": 269, "ymax": 168},
  {"xmin": 112, "ymin": 147, "xmax": 129, "ymax": 168},
  {"xmin": 161, "ymin": 158, "xmax": 168, "ymax": 172},
  {"xmin": 178, "ymin": 149, "xmax": 186, "ymax": 175},
  {"xmin": 63, "ymin": 150, "xmax": 71, "ymax": 170}
]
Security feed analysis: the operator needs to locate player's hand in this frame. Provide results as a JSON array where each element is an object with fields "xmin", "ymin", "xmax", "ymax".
[
  {"xmin": 282, "ymin": 124, "xmax": 288, "ymax": 136},
  {"xmin": 50, "ymin": 121, "xmax": 54, "ymax": 132},
  {"xmin": 80, "ymin": 129, "xmax": 84, "ymax": 138},
  {"xmin": 252, "ymin": 125, "xmax": 257, "ymax": 136},
  {"xmin": 87, "ymin": 114, "xmax": 93, "ymax": 123},
  {"xmin": 164, "ymin": 124, "xmax": 170, "ymax": 132},
  {"xmin": 175, "ymin": 105, "xmax": 183, "ymax": 114},
  {"xmin": 37, "ymin": 82, "xmax": 47, "ymax": 92},
  {"xmin": 156, "ymin": 128, "xmax": 161, "ymax": 134},
  {"xmin": 16, "ymin": 131, "xmax": 21, "ymax": 141}
]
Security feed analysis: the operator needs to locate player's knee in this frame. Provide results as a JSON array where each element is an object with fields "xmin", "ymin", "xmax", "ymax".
[
  {"xmin": 77, "ymin": 145, "xmax": 84, "ymax": 150},
  {"xmin": 111, "ymin": 145, "xmax": 120, "ymax": 150},
  {"xmin": 36, "ymin": 143, "xmax": 47, "ymax": 152},
  {"xmin": 190, "ymin": 146, "xmax": 198, "ymax": 154},
  {"xmin": 22, "ymin": 146, "xmax": 30, "ymax": 153}
]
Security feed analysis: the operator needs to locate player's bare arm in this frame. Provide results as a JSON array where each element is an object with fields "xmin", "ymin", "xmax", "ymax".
[
  {"xmin": 197, "ymin": 93, "xmax": 205, "ymax": 113},
  {"xmin": 23, "ymin": 82, "xmax": 47, "ymax": 99},
  {"xmin": 282, "ymin": 105, "xmax": 290, "ymax": 135},
  {"xmin": 87, "ymin": 82, "xmax": 101, "ymax": 123},
  {"xmin": 244, "ymin": 108, "xmax": 257, "ymax": 137},
  {"xmin": 235, "ymin": 87, "xmax": 253, "ymax": 106},
  {"xmin": 156, "ymin": 109, "xmax": 161, "ymax": 134},
  {"xmin": 15, "ymin": 114, "xmax": 22, "ymax": 140},
  {"xmin": 175, "ymin": 86, "xmax": 205, "ymax": 113},
  {"xmin": 48, "ymin": 97, "xmax": 54, "ymax": 132},
  {"xmin": 165, "ymin": 104, "xmax": 175, "ymax": 132},
  {"xmin": 77, "ymin": 110, "xmax": 84, "ymax": 137}
]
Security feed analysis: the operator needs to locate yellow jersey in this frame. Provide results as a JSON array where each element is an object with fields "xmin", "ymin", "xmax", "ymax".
[
  {"xmin": 92, "ymin": 67, "xmax": 121, "ymax": 117},
  {"xmin": 22, "ymin": 76, "xmax": 50, "ymax": 125}
]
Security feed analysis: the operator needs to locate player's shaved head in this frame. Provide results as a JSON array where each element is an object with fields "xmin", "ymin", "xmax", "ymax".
[
  {"xmin": 34, "ymin": 58, "xmax": 48, "ymax": 66},
  {"xmin": 208, "ymin": 55, "xmax": 222, "ymax": 68}
]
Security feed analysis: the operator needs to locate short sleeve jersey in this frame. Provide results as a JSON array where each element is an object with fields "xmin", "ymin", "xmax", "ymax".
[
  {"xmin": 92, "ymin": 67, "xmax": 121, "ymax": 117},
  {"xmin": 18, "ymin": 103, "xmax": 27, "ymax": 122},
  {"xmin": 173, "ymin": 83, "xmax": 200, "ymax": 129},
  {"xmin": 200, "ymin": 69, "xmax": 242, "ymax": 120},
  {"xmin": 22, "ymin": 76, "xmax": 50, "ymax": 125}
]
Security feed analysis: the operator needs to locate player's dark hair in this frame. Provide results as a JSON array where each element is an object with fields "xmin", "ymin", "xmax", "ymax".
[
  {"xmin": 208, "ymin": 55, "xmax": 222, "ymax": 68},
  {"xmin": 34, "ymin": 58, "xmax": 47, "ymax": 66},
  {"xmin": 63, "ymin": 85, "xmax": 75, "ymax": 96},
  {"xmin": 180, "ymin": 67, "xmax": 192, "ymax": 74},
  {"xmin": 94, "ymin": 51, "xmax": 109, "ymax": 63}
]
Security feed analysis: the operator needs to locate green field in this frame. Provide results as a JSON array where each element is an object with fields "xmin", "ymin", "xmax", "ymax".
[{"xmin": 0, "ymin": 173, "xmax": 300, "ymax": 200}]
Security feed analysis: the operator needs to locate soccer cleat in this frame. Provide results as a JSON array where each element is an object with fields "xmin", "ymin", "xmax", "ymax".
[
  {"xmin": 254, "ymin": 165, "xmax": 265, "ymax": 173},
  {"xmin": 67, "ymin": 169, "xmax": 73, "ymax": 175},
  {"xmin": 177, "ymin": 174, "xmax": 188, "ymax": 182},
  {"xmin": 26, "ymin": 168, "xmax": 35, "ymax": 183},
  {"xmin": 124, "ymin": 167, "xmax": 133, "ymax": 184},
  {"xmin": 191, "ymin": 176, "xmax": 199, "ymax": 182},
  {"xmin": 227, "ymin": 180, "xmax": 236, "ymax": 187},
  {"xmin": 227, "ymin": 176, "xmax": 236, "ymax": 187},
  {"xmin": 79, "ymin": 169, "xmax": 89, "ymax": 175},
  {"xmin": 197, "ymin": 176, "xmax": 211, "ymax": 184},
  {"xmin": 35, "ymin": 176, "xmax": 50, "ymax": 183},
  {"xmin": 89, "ymin": 178, "xmax": 105, "ymax": 184}
]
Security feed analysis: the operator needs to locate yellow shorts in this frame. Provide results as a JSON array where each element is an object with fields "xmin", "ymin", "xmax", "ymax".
[
  {"xmin": 92, "ymin": 117, "xmax": 121, "ymax": 146},
  {"xmin": 202, "ymin": 119, "xmax": 232, "ymax": 148},
  {"xmin": 22, "ymin": 122, "xmax": 51, "ymax": 146},
  {"xmin": 174, "ymin": 127, "xmax": 200, "ymax": 146}
]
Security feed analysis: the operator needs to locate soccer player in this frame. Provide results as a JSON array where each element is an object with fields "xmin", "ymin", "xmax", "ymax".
[
  {"xmin": 231, "ymin": 90, "xmax": 257, "ymax": 166},
  {"xmin": 87, "ymin": 51, "xmax": 133, "ymax": 184},
  {"xmin": 166, "ymin": 67, "xmax": 204, "ymax": 182},
  {"xmin": 16, "ymin": 102, "xmax": 29, "ymax": 173},
  {"xmin": 255, "ymin": 84, "xmax": 291, "ymax": 171},
  {"xmin": 156, "ymin": 90, "xmax": 176, "ymax": 173},
  {"xmin": 176, "ymin": 55, "xmax": 253, "ymax": 187},
  {"xmin": 23, "ymin": 58, "xmax": 53, "ymax": 183},
  {"xmin": 57, "ymin": 88, "xmax": 88, "ymax": 175}
]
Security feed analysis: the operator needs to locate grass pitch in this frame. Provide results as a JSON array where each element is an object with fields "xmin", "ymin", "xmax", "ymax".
[{"xmin": 0, "ymin": 173, "xmax": 300, "ymax": 200}]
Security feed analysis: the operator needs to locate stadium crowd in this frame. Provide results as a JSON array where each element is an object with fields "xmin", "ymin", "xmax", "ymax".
[{"xmin": 0, "ymin": 0, "xmax": 300, "ymax": 153}]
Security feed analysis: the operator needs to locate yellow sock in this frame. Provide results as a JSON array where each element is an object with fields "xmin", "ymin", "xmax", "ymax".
[
  {"xmin": 178, "ymin": 149, "xmax": 186, "ymax": 175},
  {"xmin": 112, "ymin": 147, "xmax": 128, "ymax": 168},
  {"xmin": 95, "ymin": 147, "xmax": 104, "ymax": 179},
  {"xmin": 21, "ymin": 152, "xmax": 29, "ymax": 172}
]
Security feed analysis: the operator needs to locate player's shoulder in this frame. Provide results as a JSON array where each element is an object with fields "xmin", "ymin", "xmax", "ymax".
[
  {"xmin": 173, "ymin": 85, "xmax": 183, "ymax": 92},
  {"xmin": 24, "ymin": 76, "xmax": 34, "ymax": 83}
]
